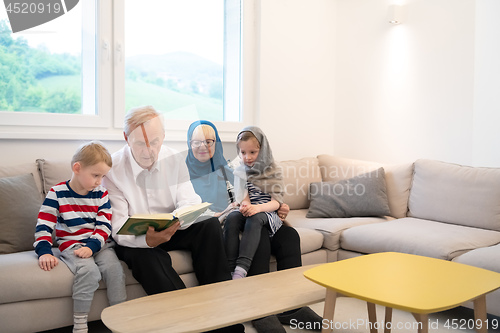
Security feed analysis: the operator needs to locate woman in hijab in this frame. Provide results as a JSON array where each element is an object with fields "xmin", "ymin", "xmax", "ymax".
[{"xmin": 186, "ymin": 121, "xmax": 322, "ymax": 332}]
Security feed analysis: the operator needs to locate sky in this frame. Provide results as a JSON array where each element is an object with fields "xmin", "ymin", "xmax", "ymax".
[{"xmin": 0, "ymin": 0, "xmax": 225, "ymax": 64}]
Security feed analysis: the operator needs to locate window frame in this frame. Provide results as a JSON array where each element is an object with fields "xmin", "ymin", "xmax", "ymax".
[{"xmin": 0, "ymin": 0, "xmax": 254, "ymax": 141}]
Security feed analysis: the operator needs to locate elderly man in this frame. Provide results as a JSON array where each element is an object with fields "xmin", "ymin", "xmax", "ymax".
[{"xmin": 104, "ymin": 106, "xmax": 243, "ymax": 332}]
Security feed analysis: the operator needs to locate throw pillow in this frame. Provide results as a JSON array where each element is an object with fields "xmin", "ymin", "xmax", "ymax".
[
  {"xmin": 306, "ymin": 167, "xmax": 390, "ymax": 218},
  {"xmin": 0, "ymin": 173, "xmax": 42, "ymax": 254},
  {"xmin": 37, "ymin": 159, "xmax": 72, "ymax": 195}
]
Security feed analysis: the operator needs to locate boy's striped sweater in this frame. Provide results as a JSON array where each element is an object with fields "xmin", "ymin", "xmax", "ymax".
[{"xmin": 34, "ymin": 181, "xmax": 112, "ymax": 257}]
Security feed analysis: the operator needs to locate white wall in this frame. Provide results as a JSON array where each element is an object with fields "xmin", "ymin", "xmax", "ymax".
[
  {"xmin": 255, "ymin": 0, "xmax": 336, "ymax": 161},
  {"xmin": 472, "ymin": 0, "xmax": 500, "ymax": 167},
  {"xmin": 0, "ymin": 0, "xmax": 336, "ymax": 165},
  {"xmin": 2, "ymin": 0, "xmax": 500, "ymax": 168},
  {"xmin": 333, "ymin": 0, "xmax": 500, "ymax": 167}
]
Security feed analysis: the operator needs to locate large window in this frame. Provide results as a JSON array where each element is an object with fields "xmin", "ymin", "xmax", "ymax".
[
  {"xmin": 0, "ymin": 0, "xmax": 246, "ymax": 139},
  {"xmin": 0, "ymin": 0, "xmax": 100, "ymax": 129},
  {"xmin": 122, "ymin": 0, "xmax": 240, "ymax": 122}
]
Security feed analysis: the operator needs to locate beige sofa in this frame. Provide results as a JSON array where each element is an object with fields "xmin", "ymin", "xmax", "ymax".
[
  {"xmin": 1, "ymin": 155, "xmax": 500, "ymax": 332},
  {"xmin": 282, "ymin": 155, "xmax": 500, "ymax": 317},
  {"xmin": 0, "ymin": 158, "xmax": 326, "ymax": 333}
]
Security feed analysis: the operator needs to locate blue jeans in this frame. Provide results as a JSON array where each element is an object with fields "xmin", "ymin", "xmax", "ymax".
[{"xmin": 224, "ymin": 211, "xmax": 270, "ymax": 272}]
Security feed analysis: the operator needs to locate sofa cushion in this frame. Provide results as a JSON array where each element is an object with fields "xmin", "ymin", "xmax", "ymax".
[
  {"xmin": 169, "ymin": 250, "xmax": 194, "ymax": 275},
  {"xmin": 0, "ymin": 174, "xmax": 42, "ymax": 254},
  {"xmin": 0, "ymin": 249, "xmax": 143, "ymax": 304},
  {"xmin": 452, "ymin": 243, "xmax": 500, "ymax": 273},
  {"xmin": 0, "ymin": 250, "xmax": 74, "ymax": 304},
  {"xmin": 409, "ymin": 159, "xmax": 500, "ymax": 231},
  {"xmin": 0, "ymin": 162, "xmax": 44, "ymax": 198},
  {"xmin": 306, "ymin": 168, "xmax": 390, "ymax": 218},
  {"xmin": 294, "ymin": 227, "xmax": 324, "ymax": 254},
  {"xmin": 340, "ymin": 217, "xmax": 500, "ymax": 260},
  {"xmin": 287, "ymin": 209, "xmax": 391, "ymax": 251},
  {"xmin": 317, "ymin": 155, "xmax": 413, "ymax": 218},
  {"xmin": 37, "ymin": 159, "xmax": 72, "ymax": 195},
  {"xmin": 278, "ymin": 157, "xmax": 322, "ymax": 210}
]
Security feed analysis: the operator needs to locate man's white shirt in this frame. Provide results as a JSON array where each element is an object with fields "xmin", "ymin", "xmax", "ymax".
[{"xmin": 104, "ymin": 144, "xmax": 201, "ymax": 248}]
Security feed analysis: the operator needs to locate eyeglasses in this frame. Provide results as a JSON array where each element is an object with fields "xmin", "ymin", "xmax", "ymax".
[{"xmin": 190, "ymin": 139, "xmax": 215, "ymax": 148}]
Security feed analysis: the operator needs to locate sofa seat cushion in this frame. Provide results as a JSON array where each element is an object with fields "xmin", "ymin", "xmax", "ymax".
[
  {"xmin": 453, "ymin": 243, "xmax": 500, "ymax": 273},
  {"xmin": 409, "ymin": 159, "xmax": 500, "ymax": 231},
  {"xmin": 0, "ymin": 250, "xmax": 138, "ymax": 304},
  {"xmin": 0, "ymin": 248, "xmax": 193, "ymax": 304},
  {"xmin": 0, "ymin": 250, "xmax": 75, "ymax": 304},
  {"xmin": 341, "ymin": 218, "xmax": 500, "ymax": 260},
  {"xmin": 294, "ymin": 227, "xmax": 324, "ymax": 254},
  {"xmin": 169, "ymin": 249, "xmax": 194, "ymax": 275},
  {"xmin": 287, "ymin": 209, "xmax": 391, "ymax": 251}
]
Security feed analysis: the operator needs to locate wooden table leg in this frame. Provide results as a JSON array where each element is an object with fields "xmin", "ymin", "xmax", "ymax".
[
  {"xmin": 367, "ymin": 302, "xmax": 378, "ymax": 333},
  {"xmin": 384, "ymin": 307, "xmax": 393, "ymax": 333},
  {"xmin": 322, "ymin": 289, "xmax": 337, "ymax": 333},
  {"xmin": 473, "ymin": 295, "xmax": 488, "ymax": 333},
  {"xmin": 412, "ymin": 313, "xmax": 428, "ymax": 333}
]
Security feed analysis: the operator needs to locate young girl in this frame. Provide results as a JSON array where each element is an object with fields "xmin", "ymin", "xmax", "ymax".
[{"xmin": 224, "ymin": 126, "xmax": 285, "ymax": 279}]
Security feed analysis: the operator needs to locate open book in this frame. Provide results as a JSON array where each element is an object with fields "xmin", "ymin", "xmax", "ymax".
[{"xmin": 116, "ymin": 202, "xmax": 212, "ymax": 236}]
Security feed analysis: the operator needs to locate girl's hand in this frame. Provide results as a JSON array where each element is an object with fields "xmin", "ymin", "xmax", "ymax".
[
  {"xmin": 74, "ymin": 246, "xmax": 93, "ymax": 258},
  {"xmin": 38, "ymin": 254, "xmax": 59, "ymax": 271},
  {"xmin": 240, "ymin": 203, "xmax": 260, "ymax": 217}
]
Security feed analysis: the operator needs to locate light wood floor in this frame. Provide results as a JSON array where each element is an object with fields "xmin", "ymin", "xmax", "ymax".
[{"xmin": 42, "ymin": 298, "xmax": 500, "ymax": 333}]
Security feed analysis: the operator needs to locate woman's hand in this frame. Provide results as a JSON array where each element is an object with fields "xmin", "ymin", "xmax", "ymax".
[
  {"xmin": 145, "ymin": 221, "xmax": 181, "ymax": 247},
  {"xmin": 38, "ymin": 254, "xmax": 59, "ymax": 271},
  {"xmin": 278, "ymin": 203, "xmax": 290, "ymax": 220},
  {"xmin": 214, "ymin": 202, "xmax": 238, "ymax": 217},
  {"xmin": 74, "ymin": 246, "xmax": 93, "ymax": 258}
]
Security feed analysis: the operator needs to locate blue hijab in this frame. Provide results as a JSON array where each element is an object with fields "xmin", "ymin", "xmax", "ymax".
[{"xmin": 186, "ymin": 120, "xmax": 234, "ymax": 211}]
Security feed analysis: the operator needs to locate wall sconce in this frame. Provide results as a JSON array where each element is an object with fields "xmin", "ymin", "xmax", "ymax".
[{"xmin": 387, "ymin": 4, "xmax": 403, "ymax": 24}]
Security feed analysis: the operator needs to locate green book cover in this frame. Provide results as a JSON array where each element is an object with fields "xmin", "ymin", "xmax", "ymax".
[{"xmin": 117, "ymin": 202, "xmax": 212, "ymax": 236}]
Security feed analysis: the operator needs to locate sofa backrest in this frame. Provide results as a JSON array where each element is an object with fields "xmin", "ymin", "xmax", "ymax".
[
  {"xmin": 408, "ymin": 159, "xmax": 500, "ymax": 231},
  {"xmin": 277, "ymin": 157, "xmax": 323, "ymax": 210},
  {"xmin": 0, "ymin": 160, "xmax": 72, "ymax": 254},
  {"xmin": 0, "ymin": 162, "xmax": 44, "ymax": 199},
  {"xmin": 317, "ymin": 155, "xmax": 414, "ymax": 219},
  {"xmin": 36, "ymin": 159, "xmax": 72, "ymax": 195}
]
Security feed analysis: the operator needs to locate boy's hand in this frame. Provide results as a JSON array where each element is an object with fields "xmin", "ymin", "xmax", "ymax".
[
  {"xmin": 146, "ymin": 221, "xmax": 180, "ymax": 247},
  {"xmin": 38, "ymin": 254, "xmax": 59, "ymax": 271},
  {"xmin": 74, "ymin": 246, "xmax": 93, "ymax": 258}
]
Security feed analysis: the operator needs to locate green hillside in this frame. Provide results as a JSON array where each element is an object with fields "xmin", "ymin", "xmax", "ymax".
[
  {"xmin": 39, "ymin": 76, "xmax": 223, "ymax": 120},
  {"xmin": 125, "ymin": 80, "xmax": 223, "ymax": 120}
]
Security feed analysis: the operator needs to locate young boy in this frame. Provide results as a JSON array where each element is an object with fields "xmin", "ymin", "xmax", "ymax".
[{"xmin": 34, "ymin": 141, "xmax": 126, "ymax": 333}]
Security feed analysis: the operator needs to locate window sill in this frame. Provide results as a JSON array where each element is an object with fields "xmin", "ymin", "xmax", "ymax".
[{"xmin": 0, "ymin": 120, "xmax": 245, "ymax": 143}]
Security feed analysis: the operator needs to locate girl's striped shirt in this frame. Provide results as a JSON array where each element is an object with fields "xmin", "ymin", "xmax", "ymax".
[{"xmin": 247, "ymin": 181, "xmax": 282, "ymax": 236}]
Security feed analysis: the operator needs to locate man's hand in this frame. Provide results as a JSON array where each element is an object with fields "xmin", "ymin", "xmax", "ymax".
[
  {"xmin": 74, "ymin": 246, "xmax": 93, "ymax": 258},
  {"xmin": 38, "ymin": 254, "xmax": 59, "ymax": 271},
  {"xmin": 146, "ymin": 221, "xmax": 181, "ymax": 247},
  {"xmin": 277, "ymin": 203, "xmax": 290, "ymax": 220}
]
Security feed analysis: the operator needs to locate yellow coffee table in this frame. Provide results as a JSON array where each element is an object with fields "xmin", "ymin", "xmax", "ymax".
[{"xmin": 304, "ymin": 252, "xmax": 500, "ymax": 333}]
